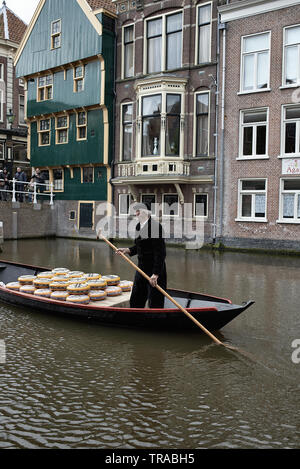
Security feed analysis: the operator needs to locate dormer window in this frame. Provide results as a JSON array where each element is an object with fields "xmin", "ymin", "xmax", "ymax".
[{"xmin": 51, "ymin": 19, "xmax": 61, "ymax": 49}]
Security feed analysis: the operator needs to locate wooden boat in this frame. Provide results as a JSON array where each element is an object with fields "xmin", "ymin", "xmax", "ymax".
[{"xmin": 0, "ymin": 259, "xmax": 254, "ymax": 332}]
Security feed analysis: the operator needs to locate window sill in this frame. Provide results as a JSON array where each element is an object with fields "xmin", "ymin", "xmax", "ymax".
[
  {"xmin": 236, "ymin": 156, "xmax": 270, "ymax": 161},
  {"xmin": 276, "ymin": 219, "xmax": 300, "ymax": 224},
  {"xmin": 278, "ymin": 154, "xmax": 300, "ymax": 159},
  {"xmin": 279, "ymin": 84, "xmax": 300, "ymax": 90},
  {"xmin": 237, "ymin": 88, "xmax": 271, "ymax": 96},
  {"xmin": 235, "ymin": 218, "xmax": 268, "ymax": 223}
]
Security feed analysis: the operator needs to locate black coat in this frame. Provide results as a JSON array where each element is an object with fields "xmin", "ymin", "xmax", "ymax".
[{"xmin": 129, "ymin": 217, "xmax": 166, "ymax": 276}]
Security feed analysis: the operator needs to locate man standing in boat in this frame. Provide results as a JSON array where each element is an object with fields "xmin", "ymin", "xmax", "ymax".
[{"xmin": 117, "ymin": 202, "xmax": 167, "ymax": 309}]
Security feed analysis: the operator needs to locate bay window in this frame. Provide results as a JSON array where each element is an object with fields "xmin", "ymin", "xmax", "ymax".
[
  {"xmin": 146, "ymin": 11, "xmax": 182, "ymax": 74},
  {"xmin": 237, "ymin": 179, "xmax": 267, "ymax": 221},
  {"xmin": 142, "ymin": 94, "xmax": 162, "ymax": 157},
  {"xmin": 283, "ymin": 25, "xmax": 300, "ymax": 86},
  {"xmin": 241, "ymin": 32, "xmax": 270, "ymax": 92}
]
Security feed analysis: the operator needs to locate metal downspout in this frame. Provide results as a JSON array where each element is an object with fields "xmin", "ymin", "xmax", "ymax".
[{"xmin": 219, "ymin": 20, "xmax": 227, "ymax": 241}]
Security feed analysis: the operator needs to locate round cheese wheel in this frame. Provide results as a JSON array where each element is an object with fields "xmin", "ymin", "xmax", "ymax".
[
  {"xmin": 119, "ymin": 280, "xmax": 133, "ymax": 292},
  {"xmin": 67, "ymin": 283, "xmax": 90, "ymax": 294},
  {"xmin": 66, "ymin": 295, "xmax": 90, "ymax": 305},
  {"xmin": 105, "ymin": 286, "xmax": 122, "ymax": 297},
  {"xmin": 101, "ymin": 275, "xmax": 120, "ymax": 286},
  {"xmin": 89, "ymin": 290, "xmax": 107, "ymax": 301},
  {"xmin": 34, "ymin": 289, "xmax": 52, "ymax": 298},
  {"xmin": 6, "ymin": 282, "xmax": 20, "ymax": 291},
  {"xmin": 20, "ymin": 285, "xmax": 36, "ymax": 294},
  {"xmin": 51, "ymin": 291, "xmax": 69, "ymax": 301},
  {"xmin": 18, "ymin": 275, "xmax": 36, "ymax": 285}
]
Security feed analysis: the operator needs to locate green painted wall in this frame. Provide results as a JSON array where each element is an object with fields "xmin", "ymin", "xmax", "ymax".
[
  {"xmin": 27, "ymin": 60, "xmax": 101, "ymax": 117},
  {"xmin": 16, "ymin": 0, "xmax": 104, "ymax": 77},
  {"xmin": 53, "ymin": 167, "xmax": 107, "ymax": 201}
]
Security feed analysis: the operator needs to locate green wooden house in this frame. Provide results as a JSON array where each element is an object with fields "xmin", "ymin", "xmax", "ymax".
[{"xmin": 14, "ymin": 0, "xmax": 116, "ymax": 232}]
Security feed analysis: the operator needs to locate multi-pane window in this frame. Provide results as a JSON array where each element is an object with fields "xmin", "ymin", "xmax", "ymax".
[
  {"xmin": 74, "ymin": 66, "xmax": 84, "ymax": 93},
  {"xmin": 77, "ymin": 111, "xmax": 87, "ymax": 140},
  {"xmin": 123, "ymin": 25, "xmax": 134, "ymax": 78},
  {"xmin": 194, "ymin": 194, "xmax": 208, "ymax": 217},
  {"xmin": 82, "ymin": 167, "xmax": 94, "ymax": 183},
  {"xmin": 141, "ymin": 93, "xmax": 182, "ymax": 158},
  {"xmin": 282, "ymin": 105, "xmax": 300, "ymax": 156},
  {"xmin": 146, "ymin": 12, "xmax": 182, "ymax": 73},
  {"xmin": 283, "ymin": 25, "xmax": 300, "ymax": 86},
  {"xmin": 195, "ymin": 92, "xmax": 209, "ymax": 156},
  {"xmin": 19, "ymin": 95, "xmax": 25, "ymax": 125},
  {"xmin": 280, "ymin": 179, "xmax": 300, "ymax": 221},
  {"xmin": 53, "ymin": 169, "xmax": 63, "ymax": 190},
  {"xmin": 241, "ymin": 32, "xmax": 270, "ymax": 92},
  {"xmin": 55, "ymin": 115, "xmax": 69, "ymax": 144},
  {"xmin": 162, "ymin": 194, "xmax": 179, "ymax": 216},
  {"xmin": 38, "ymin": 74, "xmax": 53, "ymax": 101},
  {"xmin": 119, "ymin": 193, "xmax": 131, "ymax": 216},
  {"xmin": 51, "ymin": 19, "xmax": 61, "ymax": 49},
  {"xmin": 240, "ymin": 109, "xmax": 268, "ymax": 158},
  {"xmin": 238, "ymin": 179, "xmax": 267, "ymax": 220},
  {"xmin": 141, "ymin": 194, "xmax": 156, "ymax": 215},
  {"xmin": 196, "ymin": 3, "xmax": 212, "ymax": 64},
  {"xmin": 122, "ymin": 103, "xmax": 133, "ymax": 161},
  {"xmin": 38, "ymin": 118, "xmax": 51, "ymax": 146}
]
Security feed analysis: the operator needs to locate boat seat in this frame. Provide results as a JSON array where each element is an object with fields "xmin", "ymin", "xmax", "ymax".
[{"xmin": 164, "ymin": 296, "xmax": 189, "ymax": 309}]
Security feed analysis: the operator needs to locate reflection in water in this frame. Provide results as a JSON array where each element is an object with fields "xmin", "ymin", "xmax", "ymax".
[{"xmin": 0, "ymin": 239, "xmax": 300, "ymax": 448}]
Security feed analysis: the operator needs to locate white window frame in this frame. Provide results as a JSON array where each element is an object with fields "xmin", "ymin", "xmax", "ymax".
[
  {"xmin": 51, "ymin": 19, "xmax": 61, "ymax": 50},
  {"xmin": 120, "ymin": 102, "xmax": 133, "ymax": 162},
  {"xmin": 278, "ymin": 177, "xmax": 300, "ymax": 223},
  {"xmin": 194, "ymin": 193, "xmax": 208, "ymax": 218},
  {"xmin": 140, "ymin": 193, "xmax": 157, "ymax": 216},
  {"xmin": 0, "ymin": 90, "xmax": 3, "ymax": 123},
  {"xmin": 193, "ymin": 90, "xmax": 210, "ymax": 157},
  {"xmin": 122, "ymin": 24, "xmax": 134, "ymax": 79},
  {"xmin": 162, "ymin": 193, "xmax": 179, "ymax": 217},
  {"xmin": 119, "ymin": 193, "xmax": 131, "ymax": 216},
  {"xmin": 195, "ymin": 1, "xmax": 212, "ymax": 66},
  {"xmin": 144, "ymin": 10, "xmax": 183, "ymax": 74},
  {"xmin": 38, "ymin": 118, "xmax": 51, "ymax": 147},
  {"xmin": 136, "ymin": 79, "xmax": 186, "ymax": 161},
  {"xmin": 0, "ymin": 63, "xmax": 4, "ymax": 81},
  {"xmin": 238, "ymin": 107, "xmax": 269, "ymax": 160},
  {"xmin": 236, "ymin": 178, "xmax": 268, "ymax": 222},
  {"xmin": 282, "ymin": 24, "xmax": 300, "ymax": 88},
  {"xmin": 281, "ymin": 104, "xmax": 300, "ymax": 158},
  {"xmin": 240, "ymin": 31, "xmax": 271, "ymax": 94}
]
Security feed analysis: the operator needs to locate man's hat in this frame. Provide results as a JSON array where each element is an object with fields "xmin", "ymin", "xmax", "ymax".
[{"xmin": 132, "ymin": 201, "xmax": 151, "ymax": 212}]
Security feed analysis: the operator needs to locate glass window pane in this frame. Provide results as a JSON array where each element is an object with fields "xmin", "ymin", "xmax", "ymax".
[
  {"xmin": 79, "ymin": 127, "xmax": 86, "ymax": 139},
  {"xmin": 142, "ymin": 117, "xmax": 161, "ymax": 156},
  {"xmin": 123, "ymin": 104, "xmax": 132, "ymax": 122},
  {"xmin": 243, "ymin": 54, "xmax": 254, "ymax": 90},
  {"xmin": 75, "ymin": 67, "xmax": 83, "ymax": 78},
  {"xmin": 198, "ymin": 23, "xmax": 210, "ymax": 63},
  {"xmin": 286, "ymin": 26, "xmax": 300, "ymax": 45},
  {"xmin": 124, "ymin": 25, "xmax": 133, "ymax": 43},
  {"xmin": 242, "ymin": 194, "xmax": 252, "ymax": 217},
  {"xmin": 57, "ymin": 116, "xmax": 67, "ymax": 128},
  {"xmin": 142, "ymin": 95, "xmax": 161, "ymax": 116},
  {"xmin": 244, "ymin": 33, "xmax": 269, "ymax": 53},
  {"xmin": 256, "ymin": 125, "xmax": 266, "ymax": 155},
  {"xmin": 167, "ymin": 94, "xmax": 181, "ymax": 114},
  {"xmin": 284, "ymin": 179, "xmax": 300, "ymax": 190},
  {"xmin": 195, "ymin": 194, "xmax": 207, "ymax": 217},
  {"xmin": 120, "ymin": 194, "xmax": 129, "ymax": 215},
  {"xmin": 198, "ymin": 4, "xmax": 211, "ymax": 25},
  {"xmin": 46, "ymin": 75, "xmax": 53, "ymax": 85},
  {"xmin": 123, "ymin": 124, "xmax": 132, "ymax": 161},
  {"xmin": 283, "ymin": 194, "xmax": 295, "ymax": 218},
  {"xmin": 255, "ymin": 194, "xmax": 266, "ymax": 217},
  {"xmin": 166, "ymin": 115, "xmax": 180, "ymax": 156},
  {"xmin": 196, "ymin": 115, "xmax": 208, "ymax": 156},
  {"xmin": 196, "ymin": 93, "xmax": 209, "ymax": 114},
  {"xmin": 147, "ymin": 18, "xmax": 162, "ymax": 38},
  {"xmin": 163, "ymin": 194, "xmax": 179, "ymax": 215},
  {"xmin": 124, "ymin": 42, "xmax": 134, "ymax": 77},
  {"xmin": 257, "ymin": 51, "xmax": 269, "ymax": 88},
  {"xmin": 167, "ymin": 30, "xmax": 182, "ymax": 69},
  {"xmin": 286, "ymin": 107, "xmax": 300, "ymax": 119},
  {"xmin": 242, "ymin": 180, "xmax": 265, "ymax": 190},
  {"xmin": 52, "ymin": 20, "xmax": 61, "ymax": 34},
  {"xmin": 285, "ymin": 46, "xmax": 298, "ymax": 85},
  {"xmin": 142, "ymin": 194, "xmax": 156, "ymax": 215},
  {"xmin": 78, "ymin": 112, "xmax": 86, "ymax": 125},
  {"xmin": 298, "ymin": 195, "xmax": 300, "ymax": 218},
  {"xmin": 41, "ymin": 133, "xmax": 49, "ymax": 145},
  {"xmin": 285, "ymin": 123, "xmax": 296, "ymax": 153},
  {"xmin": 147, "ymin": 36, "xmax": 162, "ymax": 73},
  {"xmin": 167, "ymin": 13, "xmax": 182, "ymax": 33},
  {"xmin": 243, "ymin": 127, "xmax": 253, "ymax": 155},
  {"xmin": 243, "ymin": 110, "xmax": 267, "ymax": 123}
]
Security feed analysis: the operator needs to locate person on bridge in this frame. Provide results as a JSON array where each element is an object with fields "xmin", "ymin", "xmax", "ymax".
[
  {"xmin": 116, "ymin": 202, "xmax": 167, "ymax": 309},
  {"xmin": 15, "ymin": 167, "xmax": 27, "ymax": 203}
]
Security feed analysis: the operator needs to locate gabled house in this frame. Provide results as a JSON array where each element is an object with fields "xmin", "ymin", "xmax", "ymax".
[
  {"xmin": 0, "ymin": 1, "xmax": 28, "ymax": 178},
  {"xmin": 14, "ymin": 0, "xmax": 116, "ymax": 234}
]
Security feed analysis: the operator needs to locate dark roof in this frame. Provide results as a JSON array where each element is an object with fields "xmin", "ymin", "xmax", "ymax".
[
  {"xmin": 0, "ymin": 2, "xmax": 27, "ymax": 44},
  {"xmin": 86, "ymin": 0, "xmax": 116, "ymax": 14}
]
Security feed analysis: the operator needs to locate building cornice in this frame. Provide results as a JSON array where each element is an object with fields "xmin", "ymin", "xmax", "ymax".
[{"xmin": 219, "ymin": 0, "xmax": 300, "ymax": 23}]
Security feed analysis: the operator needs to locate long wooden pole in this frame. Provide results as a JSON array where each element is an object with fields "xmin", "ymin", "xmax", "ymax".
[{"xmin": 97, "ymin": 231, "xmax": 226, "ymax": 347}]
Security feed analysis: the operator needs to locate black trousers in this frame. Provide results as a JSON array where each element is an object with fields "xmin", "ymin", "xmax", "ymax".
[{"xmin": 130, "ymin": 263, "xmax": 167, "ymax": 309}]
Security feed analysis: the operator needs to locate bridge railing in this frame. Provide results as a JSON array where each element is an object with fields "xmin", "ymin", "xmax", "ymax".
[{"xmin": 0, "ymin": 179, "xmax": 55, "ymax": 205}]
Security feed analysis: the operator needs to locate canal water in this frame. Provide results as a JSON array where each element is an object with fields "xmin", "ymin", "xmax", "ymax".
[{"xmin": 0, "ymin": 238, "xmax": 299, "ymax": 449}]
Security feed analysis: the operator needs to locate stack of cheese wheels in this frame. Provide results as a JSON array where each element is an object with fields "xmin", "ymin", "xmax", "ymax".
[
  {"xmin": 34, "ymin": 289, "xmax": 52, "ymax": 298},
  {"xmin": 49, "ymin": 279, "xmax": 70, "ymax": 291},
  {"xmin": 51, "ymin": 291, "xmax": 69, "ymax": 301},
  {"xmin": 20, "ymin": 285, "xmax": 36, "ymax": 294},
  {"xmin": 37, "ymin": 271, "xmax": 53, "ymax": 279},
  {"xmin": 87, "ymin": 279, "xmax": 107, "ymax": 290},
  {"xmin": 89, "ymin": 290, "xmax": 107, "ymax": 301},
  {"xmin": 119, "ymin": 280, "xmax": 133, "ymax": 292},
  {"xmin": 101, "ymin": 275, "xmax": 120, "ymax": 286},
  {"xmin": 66, "ymin": 295, "xmax": 90, "ymax": 305},
  {"xmin": 105, "ymin": 286, "xmax": 122, "ymax": 297},
  {"xmin": 84, "ymin": 273, "xmax": 101, "ymax": 281},
  {"xmin": 68, "ymin": 271, "xmax": 84, "ymax": 278},
  {"xmin": 52, "ymin": 268, "xmax": 70, "ymax": 276},
  {"xmin": 68, "ymin": 277, "xmax": 84, "ymax": 285},
  {"xmin": 67, "ymin": 282, "xmax": 90, "ymax": 295},
  {"xmin": 33, "ymin": 278, "xmax": 51, "ymax": 289},
  {"xmin": 6, "ymin": 282, "xmax": 21, "ymax": 291},
  {"xmin": 18, "ymin": 275, "xmax": 36, "ymax": 285}
]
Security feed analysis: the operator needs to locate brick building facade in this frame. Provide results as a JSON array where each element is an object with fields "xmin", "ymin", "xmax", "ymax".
[
  {"xmin": 218, "ymin": 0, "xmax": 300, "ymax": 250},
  {"xmin": 112, "ymin": 0, "xmax": 219, "ymax": 244}
]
